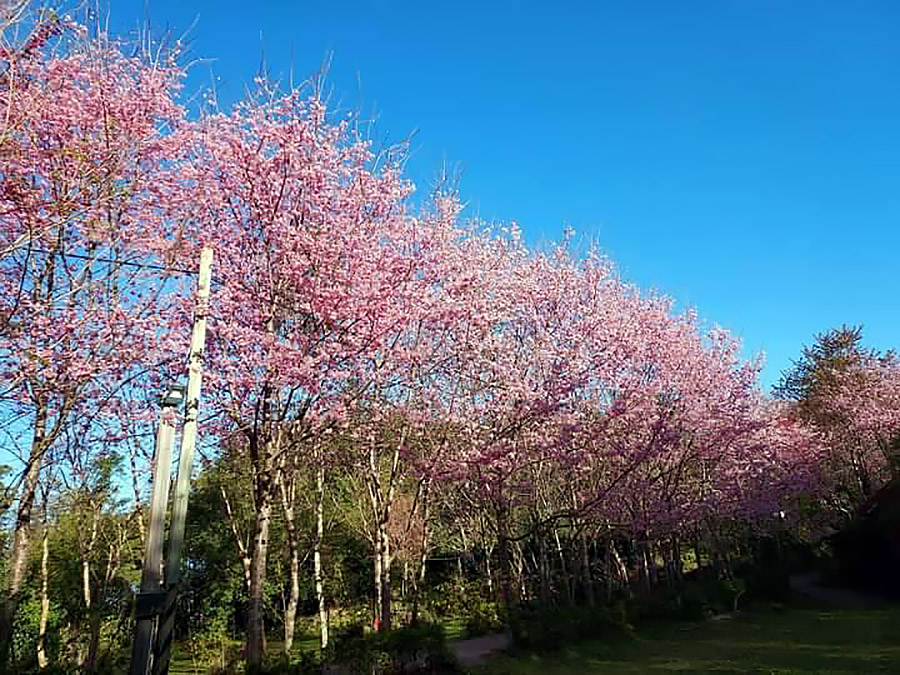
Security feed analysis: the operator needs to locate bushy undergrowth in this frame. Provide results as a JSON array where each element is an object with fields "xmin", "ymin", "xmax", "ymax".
[
  {"xmin": 512, "ymin": 575, "xmax": 758, "ymax": 654},
  {"xmin": 514, "ymin": 601, "xmax": 633, "ymax": 652},
  {"xmin": 327, "ymin": 621, "xmax": 459, "ymax": 674},
  {"xmin": 422, "ymin": 578, "xmax": 503, "ymax": 638},
  {"xmin": 630, "ymin": 577, "xmax": 747, "ymax": 623}
]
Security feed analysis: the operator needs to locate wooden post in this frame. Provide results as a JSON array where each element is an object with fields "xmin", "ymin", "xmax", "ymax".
[
  {"xmin": 156, "ymin": 247, "xmax": 213, "ymax": 673},
  {"xmin": 130, "ymin": 409, "xmax": 176, "ymax": 675}
]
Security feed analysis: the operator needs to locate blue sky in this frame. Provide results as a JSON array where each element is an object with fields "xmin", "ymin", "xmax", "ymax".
[{"xmin": 115, "ymin": 0, "xmax": 899, "ymax": 391}]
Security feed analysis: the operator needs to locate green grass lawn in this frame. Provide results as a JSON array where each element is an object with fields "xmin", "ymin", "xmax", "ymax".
[{"xmin": 475, "ymin": 606, "xmax": 900, "ymax": 674}]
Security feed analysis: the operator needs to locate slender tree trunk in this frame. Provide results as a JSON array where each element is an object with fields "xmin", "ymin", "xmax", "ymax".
[
  {"xmin": 410, "ymin": 480, "xmax": 430, "ymax": 626},
  {"xmin": 129, "ymin": 436, "xmax": 146, "ymax": 548},
  {"xmin": 86, "ymin": 612, "xmax": 101, "ymax": 672},
  {"xmin": 89, "ymin": 525, "xmax": 123, "ymax": 672},
  {"xmin": 646, "ymin": 540, "xmax": 659, "ymax": 587},
  {"xmin": 315, "ymin": 461, "xmax": 328, "ymax": 649},
  {"xmin": 380, "ymin": 519, "xmax": 393, "ymax": 632},
  {"xmin": 496, "ymin": 500, "xmax": 520, "ymax": 638},
  {"xmin": 283, "ymin": 546, "xmax": 299, "ymax": 654},
  {"xmin": 0, "ymin": 407, "xmax": 48, "ymax": 660},
  {"xmin": 247, "ymin": 495, "xmax": 272, "ymax": 666},
  {"xmin": 538, "ymin": 529, "xmax": 550, "ymax": 605},
  {"xmin": 459, "ymin": 521, "xmax": 468, "ymax": 571},
  {"xmin": 479, "ymin": 513, "xmax": 495, "ymax": 596},
  {"xmin": 82, "ymin": 509, "xmax": 99, "ymax": 610},
  {"xmin": 670, "ymin": 537, "xmax": 683, "ymax": 584},
  {"xmin": 638, "ymin": 540, "xmax": 653, "ymax": 590},
  {"xmin": 278, "ymin": 476, "xmax": 300, "ymax": 655},
  {"xmin": 82, "ymin": 506, "xmax": 102, "ymax": 671},
  {"xmin": 373, "ymin": 536, "xmax": 383, "ymax": 629},
  {"xmin": 411, "ymin": 524, "xmax": 428, "ymax": 626},
  {"xmin": 609, "ymin": 539, "xmax": 628, "ymax": 590},
  {"xmin": 37, "ymin": 524, "xmax": 50, "ymax": 670},
  {"xmin": 513, "ymin": 541, "xmax": 527, "ymax": 603},
  {"xmin": 220, "ymin": 485, "xmax": 252, "ymax": 592},
  {"xmin": 485, "ymin": 543, "xmax": 495, "ymax": 596},
  {"xmin": 605, "ymin": 541, "xmax": 614, "ymax": 599},
  {"xmin": 581, "ymin": 530, "xmax": 595, "ymax": 607},
  {"xmin": 553, "ymin": 527, "xmax": 573, "ymax": 604},
  {"xmin": 402, "ymin": 560, "xmax": 409, "ymax": 600}
]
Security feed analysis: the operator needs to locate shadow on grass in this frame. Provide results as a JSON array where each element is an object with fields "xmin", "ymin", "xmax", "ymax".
[{"xmin": 475, "ymin": 607, "xmax": 900, "ymax": 674}]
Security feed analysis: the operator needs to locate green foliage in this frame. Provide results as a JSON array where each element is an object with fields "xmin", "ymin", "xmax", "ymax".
[
  {"xmin": 421, "ymin": 577, "xmax": 502, "ymax": 638},
  {"xmin": 736, "ymin": 538, "xmax": 792, "ymax": 602},
  {"xmin": 328, "ymin": 621, "xmax": 459, "ymax": 674},
  {"xmin": 774, "ymin": 324, "xmax": 866, "ymax": 405},
  {"xmin": 629, "ymin": 576, "xmax": 746, "ymax": 625},
  {"xmin": 514, "ymin": 603, "xmax": 633, "ymax": 653},
  {"xmin": 245, "ymin": 650, "xmax": 322, "ymax": 675},
  {"xmin": 514, "ymin": 574, "xmax": 756, "ymax": 655},
  {"xmin": 9, "ymin": 591, "xmax": 41, "ymax": 669}
]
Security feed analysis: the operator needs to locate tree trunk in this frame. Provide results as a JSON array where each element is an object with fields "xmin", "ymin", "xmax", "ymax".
[
  {"xmin": 0, "ymin": 407, "xmax": 48, "ymax": 660},
  {"xmin": 283, "ymin": 545, "xmax": 299, "ymax": 655},
  {"xmin": 278, "ymin": 474, "xmax": 300, "ymax": 655},
  {"xmin": 380, "ymin": 519, "xmax": 393, "ymax": 632},
  {"xmin": 315, "ymin": 461, "xmax": 328, "ymax": 649},
  {"xmin": 402, "ymin": 560, "xmax": 409, "ymax": 601},
  {"xmin": 669, "ymin": 537, "xmax": 683, "ymax": 584},
  {"xmin": 553, "ymin": 527, "xmax": 573, "ymax": 604},
  {"xmin": 247, "ymin": 495, "xmax": 272, "ymax": 666},
  {"xmin": 637, "ymin": 540, "xmax": 652, "ymax": 590},
  {"xmin": 581, "ymin": 530, "xmax": 595, "ymax": 607},
  {"xmin": 607, "ymin": 539, "xmax": 628, "ymax": 594},
  {"xmin": 496, "ymin": 500, "xmax": 520, "ymax": 638},
  {"xmin": 411, "ymin": 485, "xmax": 430, "ymax": 626},
  {"xmin": 513, "ymin": 541, "xmax": 527, "ymax": 604},
  {"xmin": 82, "ymin": 506, "xmax": 101, "ymax": 671},
  {"xmin": 693, "ymin": 535, "xmax": 704, "ymax": 574},
  {"xmin": 646, "ymin": 541, "xmax": 659, "ymax": 587},
  {"xmin": 129, "ymin": 436, "xmax": 146, "ymax": 549},
  {"xmin": 86, "ymin": 612, "xmax": 101, "ymax": 672},
  {"xmin": 485, "ymin": 543, "xmax": 495, "ymax": 596},
  {"xmin": 82, "ymin": 518, "xmax": 96, "ymax": 610},
  {"xmin": 538, "ymin": 529, "xmax": 550, "ymax": 605},
  {"xmin": 37, "ymin": 525, "xmax": 50, "ymax": 670},
  {"xmin": 220, "ymin": 485, "xmax": 252, "ymax": 593},
  {"xmin": 373, "ymin": 535, "xmax": 383, "ymax": 629}
]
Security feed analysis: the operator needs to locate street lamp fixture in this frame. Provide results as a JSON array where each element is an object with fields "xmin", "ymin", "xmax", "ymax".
[{"xmin": 161, "ymin": 384, "xmax": 186, "ymax": 408}]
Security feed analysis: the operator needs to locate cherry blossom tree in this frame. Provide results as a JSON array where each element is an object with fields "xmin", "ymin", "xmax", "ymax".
[
  {"xmin": 821, "ymin": 355, "xmax": 900, "ymax": 500},
  {"xmin": 0, "ymin": 19, "xmax": 188, "ymax": 654},
  {"xmin": 180, "ymin": 78, "xmax": 469, "ymax": 661}
]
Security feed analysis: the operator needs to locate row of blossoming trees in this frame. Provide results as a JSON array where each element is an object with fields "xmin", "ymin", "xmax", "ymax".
[{"xmin": 1, "ymin": 14, "xmax": 898, "ymax": 671}]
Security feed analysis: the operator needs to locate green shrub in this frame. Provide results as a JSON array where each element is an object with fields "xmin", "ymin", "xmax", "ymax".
[
  {"xmin": 328, "ymin": 621, "xmax": 458, "ymax": 674},
  {"xmin": 514, "ymin": 604, "xmax": 632, "ymax": 652},
  {"xmin": 247, "ymin": 650, "xmax": 322, "ymax": 675}
]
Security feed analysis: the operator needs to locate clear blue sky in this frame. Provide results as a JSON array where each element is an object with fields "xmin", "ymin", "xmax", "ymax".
[{"xmin": 115, "ymin": 0, "xmax": 899, "ymax": 391}]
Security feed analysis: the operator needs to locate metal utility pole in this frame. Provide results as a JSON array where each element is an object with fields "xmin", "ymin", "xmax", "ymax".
[
  {"xmin": 156, "ymin": 247, "xmax": 213, "ymax": 673},
  {"xmin": 130, "ymin": 398, "xmax": 177, "ymax": 675},
  {"xmin": 130, "ymin": 247, "xmax": 213, "ymax": 675}
]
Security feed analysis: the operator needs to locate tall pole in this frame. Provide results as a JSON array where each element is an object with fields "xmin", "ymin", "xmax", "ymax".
[
  {"xmin": 130, "ymin": 406, "xmax": 176, "ymax": 675},
  {"xmin": 165, "ymin": 247, "xmax": 212, "ymax": 586},
  {"xmin": 156, "ymin": 247, "xmax": 213, "ymax": 673}
]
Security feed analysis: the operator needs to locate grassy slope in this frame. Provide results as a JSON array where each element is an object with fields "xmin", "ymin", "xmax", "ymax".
[{"xmin": 475, "ymin": 606, "xmax": 900, "ymax": 674}]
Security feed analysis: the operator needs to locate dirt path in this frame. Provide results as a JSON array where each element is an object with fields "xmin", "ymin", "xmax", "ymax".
[
  {"xmin": 450, "ymin": 632, "xmax": 511, "ymax": 667},
  {"xmin": 789, "ymin": 572, "xmax": 887, "ymax": 609}
]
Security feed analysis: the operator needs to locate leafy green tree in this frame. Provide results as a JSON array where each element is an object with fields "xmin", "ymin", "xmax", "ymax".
[{"xmin": 776, "ymin": 325, "xmax": 897, "ymax": 512}]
